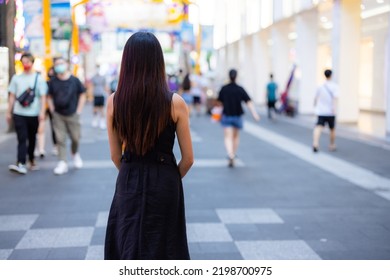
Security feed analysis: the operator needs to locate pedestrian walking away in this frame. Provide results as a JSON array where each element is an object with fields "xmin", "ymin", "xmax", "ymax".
[
  {"xmin": 266, "ymin": 73, "xmax": 278, "ymax": 119},
  {"xmin": 312, "ymin": 69, "xmax": 339, "ymax": 153},
  {"xmin": 90, "ymin": 65, "xmax": 109, "ymax": 129},
  {"xmin": 190, "ymin": 72, "xmax": 207, "ymax": 116},
  {"xmin": 6, "ymin": 52, "xmax": 48, "ymax": 174},
  {"xmin": 217, "ymin": 69, "xmax": 260, "ymax": 167},
  {"xmin": 47, "ymin": 57, "xmax": 87, "ymax": 175},
  {"xmin": 179, "ymin": 73, "xmax": 193, "ymax": 115},
  {"xmin": 105, "ymin": 32, "xmax": 194, "ymax": 260}
]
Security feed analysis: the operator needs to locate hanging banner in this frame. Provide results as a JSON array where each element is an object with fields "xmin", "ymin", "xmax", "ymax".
[
  {"xmin": 86, "ymin": 2, "xmax": 108, "ymax": 39},
  {"xmin": 201, "ymin": 25, "xmax": 214, "ymax": 51},
  {"xmin": 23, "ymin": 0, "xmax": 44, "ymax": 56},
  {"xmin": 50, "ymin": 0, "xmax": 72, "ymax": 40},
  {"xmin": 23, "ymin": 0, "xmax": 44, "ymax": 38}
]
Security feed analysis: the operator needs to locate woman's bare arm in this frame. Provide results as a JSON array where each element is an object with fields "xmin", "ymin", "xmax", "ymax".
[
  {"xmin": 107, "ymin": 93, "xmax": 122, "ymax": 170},
  {"xmin": 172, "ymin": 93, "xmax": 194, "ymax": 178}
]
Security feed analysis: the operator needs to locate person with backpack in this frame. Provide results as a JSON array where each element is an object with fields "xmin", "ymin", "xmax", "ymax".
[{"xmin": 6, "ymin": 52, "xmax": 48, "ymax": 174}]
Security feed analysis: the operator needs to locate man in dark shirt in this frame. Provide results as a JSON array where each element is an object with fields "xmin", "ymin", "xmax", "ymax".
[
  {"xmin": 217, "ymin": 69, "xmax": 260, "ymax": 167},
  {"xmin": 48, "ymin": 57, "xmax": 86, "ymax": 175}
]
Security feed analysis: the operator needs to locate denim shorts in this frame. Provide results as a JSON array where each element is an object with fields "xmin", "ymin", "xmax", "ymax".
[{"xmin": 220, "ymin": 115, "xmax": 243, "ymax": 129}]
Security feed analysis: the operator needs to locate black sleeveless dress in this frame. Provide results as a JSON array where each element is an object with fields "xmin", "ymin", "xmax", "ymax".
[{"xmin": 104, "ymin": 120, "xmax": 190, "ymax": 260}]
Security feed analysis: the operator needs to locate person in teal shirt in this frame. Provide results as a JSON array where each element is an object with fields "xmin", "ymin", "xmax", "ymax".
[
  {"xmin": 266, "ymin": 73, "xmax": 278, "ymax": 119},
  {"xmin": 6, "ymin": 52, "xmax": 47, "ymax": 174}
]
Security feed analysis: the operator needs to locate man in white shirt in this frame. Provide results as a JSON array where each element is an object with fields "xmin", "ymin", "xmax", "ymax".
[{"xmin": 312, "ymin": 69, "xmax": 338, "ymax": 153}]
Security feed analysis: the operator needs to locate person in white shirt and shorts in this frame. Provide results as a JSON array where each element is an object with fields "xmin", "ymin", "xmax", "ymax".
[{"xmin": 313, "ymin": 69, "xmax": 339, "ymax": 153}]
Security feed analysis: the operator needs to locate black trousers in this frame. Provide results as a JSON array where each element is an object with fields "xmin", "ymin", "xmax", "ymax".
[{"xmin": 13, "ymin": 114, "xmax": 39, "ymax": 164}]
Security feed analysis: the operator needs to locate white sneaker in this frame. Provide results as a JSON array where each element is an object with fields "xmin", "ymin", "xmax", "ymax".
[
  {"xmin": 54, "ymin": 160, "xmax": 68, "ymax": 175},
  {"xmin": 9, "ymin": 163, "xmax": 27, "ymax": 175},
  {"xmin": 73, "ymin": 153, "xmax": 83, "ymax": 169},
  {"xmin": 92, "ymin": 118, "xmax": 98, "ymax": 128},
  {"xmin": 99, "ymin": 120, "xmax": 106, "ymax": 130}
]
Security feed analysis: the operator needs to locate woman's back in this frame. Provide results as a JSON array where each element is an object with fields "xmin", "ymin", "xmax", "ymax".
[{"xmin": 105, "ymin": 32, "xmax": 193, "ymax": 260}]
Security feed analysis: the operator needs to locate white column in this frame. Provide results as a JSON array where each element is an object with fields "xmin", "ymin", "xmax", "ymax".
[
  {"xmin": 252, "ymin": 31, "xmax": 271, "ymax": 105},
  {"xmin": 216, "ymin": 47, "xmax": 228, "ymax": 86},
  {"xmin": 332, "ymin": 0, "xmax": 360, "ymax": 123},
  {"xmin": 271, "ymin": 22, "xmax": 291, "ymax": 94},
  {"xmin": 273, "ymin": 0, "xmax": 284, "ymax": 22},
  {"xmin": 227, "ymin": 42, "xmax": 238, "ymax": 70},
  {"xmin": 386, "ymin": 12, "xmax": 390, "ymax": 137},
  {"xmin": 238, "ymin": 36, "xmax": 246, "ymax": 76},
  {"xmin": 295, "ymin": 9, "xmax": 318, "ymax": 114},
  {"xmin": 238, "ymin": 36, "xmax": 250, "ymax": 91}
]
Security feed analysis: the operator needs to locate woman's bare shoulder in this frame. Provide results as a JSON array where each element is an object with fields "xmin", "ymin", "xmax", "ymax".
[{"xmin": 171, "ymin": 93, "xmax": 187, "ymax": 122}]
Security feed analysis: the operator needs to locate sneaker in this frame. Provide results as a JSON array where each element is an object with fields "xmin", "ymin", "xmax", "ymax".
[
  {"xmin": 228, "ymin": 157, "xmax": 235, "ymax": 168},
  {"xmin": 9, "ymin": 163, "xmax": 27, "ymax": 175},
  {"xmin": 28, "ymin": 160, "xmax": 40, "ymax": 171},
  {"xmin": 92, "ymin": 118, "xmax": 98, "ymax": 128},
  {"xmin": 313, "ymin": 146, "xmax": 319, "ymax": 153},
  {"xmin": 99, "ymin": 120, "xmax": 106, "ymax": 130},
  {"xmin": 54, "ymin": 160, "xmax": 68, "ymax": 175},
  {"xmin": 39, "ymin": 150, "xmax": 45, "ymax": 159},
  {"xmin": 73, "ymin": 153, "xmax": 83, "ymax": 169}
]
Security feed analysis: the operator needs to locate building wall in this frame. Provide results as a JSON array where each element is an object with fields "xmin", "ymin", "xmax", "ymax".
[{"xmin": 214, "ymin": 0, "xmax": 389, "ymax": 133}]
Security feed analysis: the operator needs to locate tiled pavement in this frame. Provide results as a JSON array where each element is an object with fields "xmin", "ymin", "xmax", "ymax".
[
  {"xmin": 0, "ymin": 208, "xmax": 321, "ymax": 260},
  {"xmin": 0, "ymin": 104, "xmax": 390, "ymax": 260}
]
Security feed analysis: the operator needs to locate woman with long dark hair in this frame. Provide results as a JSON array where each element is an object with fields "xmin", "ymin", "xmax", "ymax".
[{"xmin": 105, "ymin": 32, "xmax": 194, "ymax": 260}]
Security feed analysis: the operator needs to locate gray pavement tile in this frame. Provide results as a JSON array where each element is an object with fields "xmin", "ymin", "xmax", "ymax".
[
  {"xmin": 0, "ymin": 231, "xmax": 25, "ymax": 249},
  {"xmin": 235, "ymin": 240, "xmax": 321, "ymax": 260},
  {"xmin": 16, "ymin": 227, "xmax": 94, "ymax": 249},
  {"xmin": 96, "ymin": 211, "xmax": 109, "ymax": 227},
  {"xmin": 189, "ymin": 242, "xmax": 239, "ymax": 254},
  {"xmin": 294, "ymin": 225, "xmax": 362, "ymax": 241},
  {"xmin": 358, "ymin": 224, "xmax": 390, "ymax": 240},
  {"xmin": 85, "ymin": 245, "xmax": 104, "ymax": 260},
  {"xmin": 47, "ymin": 247, "xmax": 88, "ymax": 260},
  {"xmin": 304, "ymin": 239, "xmax": 348, "ymax": 252},
  {"xmin": 185, "ymin": 209, "xmax": 220, "ymax": 223},
  {"xmin": 8, "ymin": 248, "xmax": 50, "ymax": 260},
  {"xmin": 190, "ymin": 252, "xmax": 244, "ymax": 260},
  {"xmin": 188, "ymin": 242, "xmax": 200, "ymax": 255},
  {"xmin": 90, "ymin": 227, "xmax": 106, "ymax": 246},
  {"xmin": 0, "ymin": 249, "xmax": 13, "ymax": 260},
  {"xmin": 319, "ymin": 249, "xmax": 390, "ymax": 260},
  {"xmin": 0, "ymin": 214, "xmax": 39, "ymax": 231},
  {"xmin": 187, "ymin": 223, "xmax": 233, "ymax": 242},
  {"xmin": 340, "ymin": 236, "xmax": 390, "ymax": 251},
  {"xmin": 227, "ymin": 224, "xmax": 300, "ymax": 241},
  {"xmin": 216, "ymin": 208, "xmax": 284, "ymax": 224},
  {"xmin": 31, "ymin": 213, "xmax": 97, "ymax": 229}
]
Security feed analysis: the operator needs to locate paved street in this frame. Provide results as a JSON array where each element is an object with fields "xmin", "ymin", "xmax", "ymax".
[{"xmin": 1, "ymin": 104, "xmax": 390, "ymax": 260}]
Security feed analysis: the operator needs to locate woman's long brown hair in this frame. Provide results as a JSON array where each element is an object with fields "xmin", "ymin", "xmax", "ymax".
[{"xmin": 113, "ymin": 32, "xmax": 172, "ymax": 156}]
